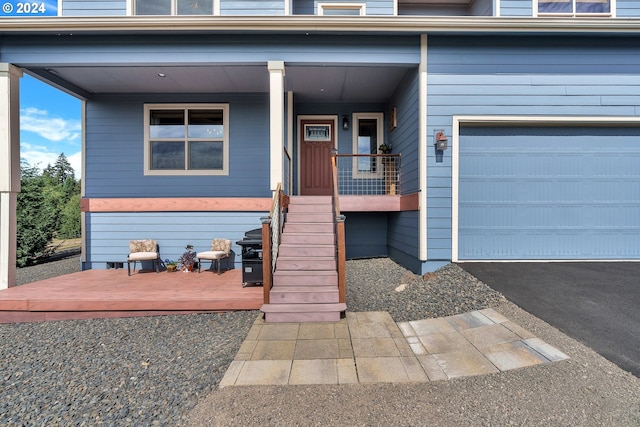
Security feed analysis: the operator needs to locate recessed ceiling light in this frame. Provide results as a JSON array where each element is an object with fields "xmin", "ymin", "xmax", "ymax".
[{"xmin": 158, "ymin": 73, "xmax": 166, "ymax": 78}]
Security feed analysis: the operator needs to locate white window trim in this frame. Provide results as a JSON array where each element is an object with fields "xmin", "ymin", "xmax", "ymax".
[
  {"xmin": 143, "ymin": 103, "xmax": 229, "ymax": 176},
  {"xmin": 351, "ymin": 112, "xmax": 384, "ymax": 179},
  {"xmin": 318, "ymin": 2, "xmax": 366, "ymax": 15}
]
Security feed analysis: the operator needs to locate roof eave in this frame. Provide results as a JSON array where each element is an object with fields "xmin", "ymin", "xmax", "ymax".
[{"xmin": 1, "ymin": 16, "xmax": 640, "ymax": 35}]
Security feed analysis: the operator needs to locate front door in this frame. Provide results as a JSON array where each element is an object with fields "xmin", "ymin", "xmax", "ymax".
[{"xmin": 300, "ymin": 119, "xmax": 334, "ymax": 196}]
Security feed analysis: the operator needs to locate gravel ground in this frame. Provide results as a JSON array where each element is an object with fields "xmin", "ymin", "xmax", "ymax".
[{"xmin": 2, "ymin": 256, "xmax": 639, "ymax": 426}]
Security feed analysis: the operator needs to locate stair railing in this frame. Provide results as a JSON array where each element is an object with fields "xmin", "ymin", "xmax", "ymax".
[
  {"xmin": 261, "ymin": 183, "xmax": 289, "ymax": 304},
  {"xmin": 331, "ymin": 150, "xmax": 347, "ymax": 306}
]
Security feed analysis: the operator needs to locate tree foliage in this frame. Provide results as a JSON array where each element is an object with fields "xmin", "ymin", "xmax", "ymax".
[{"xmin": 16, "ymin": 154, "xmax": 81, "ymax": 267}]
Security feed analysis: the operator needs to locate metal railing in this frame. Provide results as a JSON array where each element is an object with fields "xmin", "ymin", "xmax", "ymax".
[
  {"xmin": 331, "ymin": 151, "xmax": 347, "ymax": 306},
  {"xmin": 335, "ymin": 154, "xmax": 401, "ymax": 195},
  {"xmin": 261, "ymin": 182, "xmax": 289, "ymax": 304}
]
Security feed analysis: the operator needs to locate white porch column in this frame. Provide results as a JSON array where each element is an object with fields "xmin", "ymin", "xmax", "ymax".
[
  {"xmin": 0, "ymin": 64, "xmax": 22, "ymax": 289},
  {"xmin": 419, "ymin": 35, "xmax": 428, "ymax": 262},
  {"xmin": 268, "ymin": 61, "xmax": 285, "ymax": 192}
]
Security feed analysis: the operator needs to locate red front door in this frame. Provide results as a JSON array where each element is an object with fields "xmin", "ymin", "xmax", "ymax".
[{"xmin": 300, "ymin": 119, "xmax": 334, "ymax": 196}]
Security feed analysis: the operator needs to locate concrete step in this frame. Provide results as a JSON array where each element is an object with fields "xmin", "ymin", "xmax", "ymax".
[
  {"xmin": 273, "ymin": 270, "xmax": 338, "ymax": 286},
  {"xmin": 276, "ymin": 257, "xmax": 336, "ymax": 271},
  {"xmin": 284, "ymin": 223, "xmax": 334, "ymax": 233},
  {"xmin": 280, "ymin": 233, "xmax": 335, "ymax": 245},
  {"xmin": 261, "ymin": 302, "xmax": 346, "ymax": 323},
  {"xmin": 278, "ymin": 244, "xmax": 335, "ymax": 257},
  {"xmin": 270, "ymin": 286, "xmax": 339, "ymax": 304}
]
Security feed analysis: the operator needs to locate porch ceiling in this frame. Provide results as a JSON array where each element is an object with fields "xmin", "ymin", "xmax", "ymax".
[{"xmin": 29, "ymin": 64, "xmax": 411, "ymax": 103}]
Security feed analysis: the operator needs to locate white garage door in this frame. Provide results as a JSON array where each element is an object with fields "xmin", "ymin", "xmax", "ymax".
[{"xmin": 457, "ymin": 125, "xmax": 640, "ymax": 260}]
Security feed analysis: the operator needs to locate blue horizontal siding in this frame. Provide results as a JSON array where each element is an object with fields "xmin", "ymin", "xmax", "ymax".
[
  {"xmin": 500, "ymin": 0, "xmax": 532, "ymax": 16},
  {"xmin": 617, "ymin": 0, "xmax": 640, "ymax": 16},
  {"xmin": 86, "ymin": 211, "xmax": 266, "ymax": 269},
  {"xmin": 428, "ymin": 36, "xmax": 640, "ymax": 74},
  {"xmin": 84, "ymin": 94, "xmax": 271, "ymax": 198},
  {"xmin": 2, "ymin": 35, "xmax": 420, "ymax": 67},
  {"xmin": 426, "ymin": 35, "xmax": 640, "ymax": 263}
]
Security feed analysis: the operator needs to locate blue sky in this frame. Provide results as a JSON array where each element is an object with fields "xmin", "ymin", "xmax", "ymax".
[{"xmin": 20, "ymin": 74, "xmax": 82, "ymax": 178}]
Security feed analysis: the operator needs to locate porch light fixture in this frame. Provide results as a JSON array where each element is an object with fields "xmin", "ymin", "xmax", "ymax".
[
  {"xmin": 342, "ymin": 115, "xmax": 349, "ymax": 131},
  {"xmin": 435, "ymin": 131, "xmax": 448, "ymax": 151},
  {"xmin": 157, "ymin": 73, "xmax": 166, "ymax": 78}
]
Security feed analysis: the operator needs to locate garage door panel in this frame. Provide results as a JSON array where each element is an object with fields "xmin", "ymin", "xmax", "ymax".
[{"xmin": 458, "ymin": 126, "xmax": 640, "ymax": 260}]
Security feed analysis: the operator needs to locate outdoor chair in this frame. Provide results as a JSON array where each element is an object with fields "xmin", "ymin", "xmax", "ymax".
[
  {"xmin": 127, "ymin": 239, "xmax": 160, "ymax": 276},
  {"xmin": 196, "ymin": 238, "xmax": 232, "ymax": 274}
]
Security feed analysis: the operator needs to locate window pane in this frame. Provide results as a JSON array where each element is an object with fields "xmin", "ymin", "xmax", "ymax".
[
  {"xmin": 136, "ymin": 0, "xmax": 172, "ymax": 15},
  {"xmin": 152, "ymin": 141, "xmax": 185, "ymax": 170},
  {"xmin": 150, "ymin": 110, "xmax": 185, "ymax": 138},
  {"xmin": 189, "ymin": 141, "xmax": 223, "ymax": 170},
  {"xmin": 188, "ymin": 110, "xmax": 224, "ymax": 138},
  {"xmin": 538, "ymin": 0, "xmax": 572, "ymax": 13},
  {"xmin": 357, "ymin": 118, "xmax": 378, "ymax": 172},
  {"xmin": 178, "ymin": 0, "xmax": 213, "ymax": 14},
  {"xmin": 576, "ymin": 0, "xmax": 609, "ymax": 13}
]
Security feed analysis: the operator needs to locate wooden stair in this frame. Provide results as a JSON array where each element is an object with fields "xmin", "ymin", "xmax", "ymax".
[{"xmin": 261, "ymin": 196, "xmax": 346, "ymax": 322}]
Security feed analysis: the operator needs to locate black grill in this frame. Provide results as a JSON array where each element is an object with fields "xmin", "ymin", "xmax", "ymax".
[{"xmin": 236, "ymin": 228, "xmax": 263, "ymax": 287}]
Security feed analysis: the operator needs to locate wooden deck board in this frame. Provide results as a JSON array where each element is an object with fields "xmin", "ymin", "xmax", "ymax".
[{"xmin": 0, "ymin": 268, "xmax": 262, "ymax": 323}]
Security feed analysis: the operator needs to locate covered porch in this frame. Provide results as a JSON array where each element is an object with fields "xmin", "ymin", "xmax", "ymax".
[{"xmin": 0, "ymin": 268, "xmax": 262, "ymax": 323}]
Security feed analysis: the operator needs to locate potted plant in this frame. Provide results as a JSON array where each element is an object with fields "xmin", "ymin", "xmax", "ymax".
[
  {"xmin": 165, "ymin": 259, "xmax": 178, "ymax": 272},
  {"xmin": 179, "ymin": 244, "xmax": 196, "ymax": 272},
  {"xmin": 378, "ymin": 143, "xmax": 392, "ymax": 154}
]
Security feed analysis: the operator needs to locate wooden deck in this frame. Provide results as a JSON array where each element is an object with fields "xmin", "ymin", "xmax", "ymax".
[{"xmin": 0, "ymin": 267, "xmax": 263, "ymax": 324}]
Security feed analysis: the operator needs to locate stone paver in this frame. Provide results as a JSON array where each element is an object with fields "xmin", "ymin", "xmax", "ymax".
[{"xmin": 218, "ymin": 310, "xmax": 570, "ymax": 388}]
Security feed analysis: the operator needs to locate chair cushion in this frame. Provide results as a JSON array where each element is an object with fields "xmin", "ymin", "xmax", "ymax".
[
  {"xmin": 128, "ymin": 251, "xmax": 158, "ymax": 261},
  {"xmin": 129, "ymin": 239, "xmax": 157, "ymax": 253},
  {"xmin": 197, "ymin": 250, "xmax": 229, "ymax": 260},
  {"xmin": 210, "ymin": 239, "xmax": 231, "ymax": 252}
]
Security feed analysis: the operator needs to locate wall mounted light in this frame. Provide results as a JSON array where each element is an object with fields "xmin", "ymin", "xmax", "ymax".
[
  {"xmin": 342, "ymin": 115, "xmax": 349, "ymax": 131},
  {"xmin": 435, "ymin": 131, "xmax": 448, "ymax": 151}
]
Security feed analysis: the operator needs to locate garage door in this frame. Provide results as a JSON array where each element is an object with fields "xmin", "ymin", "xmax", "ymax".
[{"xmin": 458, "ymin": 125, "xmax": 640, "ymax": 260}]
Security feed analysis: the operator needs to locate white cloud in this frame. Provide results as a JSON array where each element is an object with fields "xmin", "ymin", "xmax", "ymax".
[
  {"xmin": 20, "ymin": 107, "xmax": 81, "ymax": 143},
  {"xmin": 20, "ymin": 142, "xmax": 82, "ymax": 179}
]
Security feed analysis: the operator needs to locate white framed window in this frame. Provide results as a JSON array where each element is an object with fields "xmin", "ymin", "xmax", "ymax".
[
  {"xmin": 351, "ymin": 112, "xmax": 384, "ymax": 178},
  {"xmin": 143, "ymin": 104, "xmax": 229, "ymax": 176},
  {"xmin": 537, "ymin": 0, "xmax": 611, "ymax": 16},
  {"xmin": 318, "ymin": 3, "xmax": 366, "ymax": 15},
  {"xmin": 135, "ymin": 0, "xmax": 214, "ymax": 15}
]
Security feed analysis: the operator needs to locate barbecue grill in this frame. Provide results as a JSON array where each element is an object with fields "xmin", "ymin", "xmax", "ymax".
[{"xmin": 236, "ymin": 228, "xmax": 263, "ymax": 287}]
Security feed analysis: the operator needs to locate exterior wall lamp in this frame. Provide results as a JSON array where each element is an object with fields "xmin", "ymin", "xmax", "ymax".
[
  {"xmin": 342, "ymin": 115, "xmax": 349, "ymax": 130},
  {"xmin": 435, "ymin": 131, "xmax": 448, "ymax": 151}
]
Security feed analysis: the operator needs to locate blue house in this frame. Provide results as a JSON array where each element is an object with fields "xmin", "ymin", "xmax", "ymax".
[{"xmin": 1, "ymin": 0, "xmax": 639, "ymax": 315}]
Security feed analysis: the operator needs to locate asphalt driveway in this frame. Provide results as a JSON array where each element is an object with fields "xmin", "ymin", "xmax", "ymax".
[{"xmin": 459, "ymin": 262, "xmax": 640, "ymax": 378}]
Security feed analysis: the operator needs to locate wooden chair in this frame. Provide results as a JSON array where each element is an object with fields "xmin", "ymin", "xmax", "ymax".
[
  {"xmin": 127, "ymin": 239, "xmax": 160, "ymax": 276},
  {"xmin": 196, "ymin": 238, "xmax": 232, "ymax": 274}
]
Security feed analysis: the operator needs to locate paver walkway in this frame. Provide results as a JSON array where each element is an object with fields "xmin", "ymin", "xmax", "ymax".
[{"xmin": 220, "ymin": 308, "xmax": 569, "ymax": 387}]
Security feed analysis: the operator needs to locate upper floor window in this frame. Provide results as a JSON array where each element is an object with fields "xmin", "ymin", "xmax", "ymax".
[
  {"xmin": 318, "ymin": 3, "xmax": 366, "ymax": 15},
  {"xmin": 144, "ymin": 104, "xmax": 229, "ymax": 176},
  {"xmin": 352, "ymin": 113, "xmax": 384, "ymax": 178},
  {"xmin": 538, "ymin": 0, "xmax": 610, "ymax": 16},
  {"xmin": 136, "ymin": 0, "xmax": 213, "ymax": 15}
]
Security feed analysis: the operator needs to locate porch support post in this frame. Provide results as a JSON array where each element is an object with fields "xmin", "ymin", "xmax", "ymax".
[
  {"xmin": 418, "ymin": 35, "xmax": 428, "ymax": 263},
  {"xmin": 0, "ymin": 64, "xmax": 22, "ymax": 290},
  {"xmin": 268, "ymin": 61, "xmax": 285, "ymax": 192}
]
